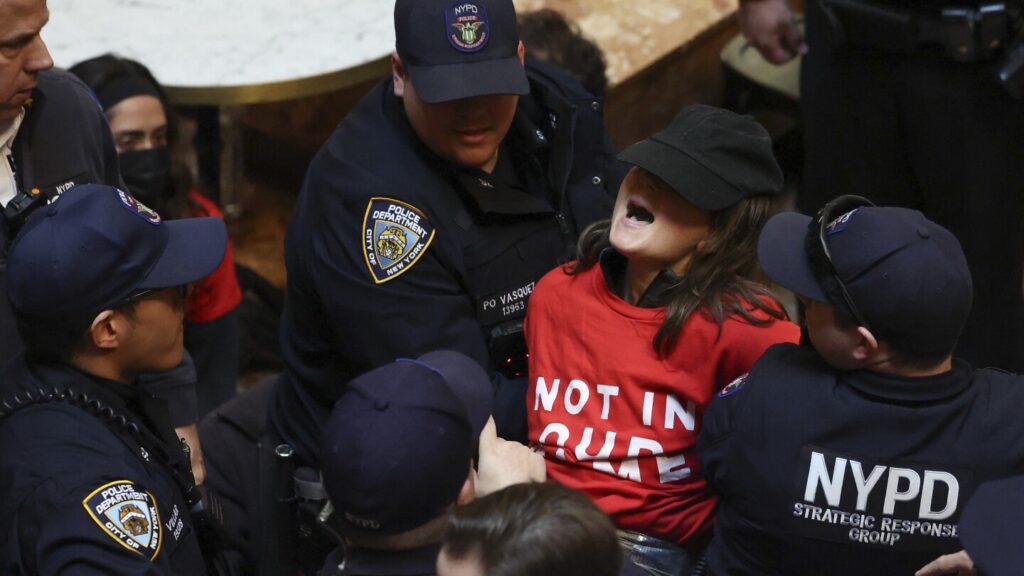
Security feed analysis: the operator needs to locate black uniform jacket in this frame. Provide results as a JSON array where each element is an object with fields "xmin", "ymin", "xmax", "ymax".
[
  {"xmin": 273, "ymin": 60, "xmax": 624, "ymax": 464},
  {"xmin": 698, "ymin": 343, "xmax": 1024, "ymax": 575},
  {"xmin": 0, "ymin": 357, "xmax": 206, "ymax": 575}
]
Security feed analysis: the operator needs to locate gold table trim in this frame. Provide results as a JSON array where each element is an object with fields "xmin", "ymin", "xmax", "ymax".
[{"xmin": 162, "ymin": 55, "xmax": 391, "ymax": 106}]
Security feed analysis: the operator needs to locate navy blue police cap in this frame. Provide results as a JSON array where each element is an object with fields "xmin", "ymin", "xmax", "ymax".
[
  {"xmin": 395, "ymin": 0, "xmax": 530, "ymax": 103},
  {"xmin": 758, "ymin": 206, "xmax": 972, "ymax": 358},
  {"xmin": 6, "ymin": 184, "xmax": 227, "ymax": 326},
  {"xmin": 320, "ymin": 350, "xmax": 494, "ymax": 535},
  {"xmin": 618, "ymin": 105, "xmax": 784, "ymax": 211},
  {"xmin": 960, "ymin": 475, "xmax": 1024, "ymax": 576}
]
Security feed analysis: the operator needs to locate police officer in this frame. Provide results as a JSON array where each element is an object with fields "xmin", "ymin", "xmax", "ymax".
[
  {"xmin": 697, "ymin": 197, "xmax": 1024, "ymax": 575},
  {"xmin": 319, "ymin": 351, "xmax": 492, "ymax": 576},
  {"xmin": 738, "ymin": 0, "xmax": 1024, "ymax": 373},
  {"xmin": 0, "ymin": 0, "xmax": 206, "ymax": 481},
  {"xmin": 0, "ymin": 184, "xmax": 226, "ymax": 573},
  {"xmin": 270, "ymin": 0, "xmax": 624, "ymax": 464}
]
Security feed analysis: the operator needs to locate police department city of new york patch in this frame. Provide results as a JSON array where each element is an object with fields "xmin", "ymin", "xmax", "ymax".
[
  {"xmin": 82, "ymin": 480, "xmax": 162, "ymax": 559},
  {"xmin": 446, "ymin": 2, "xmax": 490, "ymax": 52},
  {"xmin": 362, "ymin": 197, "xmax": 436, "ymax": 284}
]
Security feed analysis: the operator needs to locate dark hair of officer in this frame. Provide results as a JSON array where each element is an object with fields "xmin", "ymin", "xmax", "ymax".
[
  {"xmin": 572, "ymin": 174, "xmax": 783, "ymax": 356},
  {"xmin": 17, "ymin": 299, "xmax": 139, "ymax": 365},
  {"xmin": 439, "ymin": 483, "xmax": 622, "ymax": 576},
  {"xmin": 68, "ymin": 54, "xmax": 192, "ymax": 219},
  {"xmin": 18, "ymin": 283, "xmax": 191, "ymax": 365},
  {"xmin": 517, "ymin": 9, "xmax": 608, "ymax": 96}
]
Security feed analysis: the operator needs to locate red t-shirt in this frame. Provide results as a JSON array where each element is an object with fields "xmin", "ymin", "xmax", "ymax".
[
  {"xmin": 186, "ymin": 189, "xmax": 242, "ymax": 323},
  {"xmin": 525, "ymin": 264, "xmax": 800, "ymax": 545}
]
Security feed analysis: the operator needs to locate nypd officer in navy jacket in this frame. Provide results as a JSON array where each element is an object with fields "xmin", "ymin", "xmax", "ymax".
[
  {"xmin": 271, "ymin": 0, "xmax": 624, "ymax": 464},
  {"xmin": 1, "ymin": 0, "xmax": 204, "ymax": 480},
  {"xmin": 0, "ymin": 185, "xmax": 226, "ymax": 574},
  {"xmin": 697, "ymin": 197, "xmax": 1024, "ymax": 575}
]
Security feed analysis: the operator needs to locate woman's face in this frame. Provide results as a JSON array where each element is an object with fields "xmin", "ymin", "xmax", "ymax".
[
  {"xmin": 609, "ymin": 168, "xmax": 714, "ymax": 274},
  {"xmin": 107, "ymin": 95, "xmax": 167, "ymax": 154}
]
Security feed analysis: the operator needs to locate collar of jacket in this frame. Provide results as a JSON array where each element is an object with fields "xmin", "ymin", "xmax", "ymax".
[
  {"xmin": 599, "ymin": 247, "xmax": 682, "ymax": 308},
  {"xmin": 841, "ymin": 359, "xmax": 974, "ymax": 403}
]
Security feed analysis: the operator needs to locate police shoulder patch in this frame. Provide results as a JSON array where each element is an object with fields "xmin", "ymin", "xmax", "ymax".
[
  {"xmin": 116, "ymin": 188, "xmax": 162, "ymax": 225},
  {"xmin": 82, "ymin": 480, "xmax": 162, "ymax": 559},
  {"xmin": 362, "ymin": 197, "xmax": 436, "ymax": 284},
  {"xmin": 718, "ymin": 374, "xmax": 749, "ymax": 398}
]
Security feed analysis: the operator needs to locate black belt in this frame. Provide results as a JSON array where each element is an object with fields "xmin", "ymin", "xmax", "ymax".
[{"xmin": 821, "ymin": 0, "xmax": 1020, "ymax": 61}]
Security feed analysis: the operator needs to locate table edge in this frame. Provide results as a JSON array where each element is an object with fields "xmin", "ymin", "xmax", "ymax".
[{"xmin": 163, "ymin": 55, "xmax": 392, "ymax": 106}]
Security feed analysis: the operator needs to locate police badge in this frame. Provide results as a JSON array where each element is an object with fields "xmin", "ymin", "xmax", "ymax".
[
  {"xmin": 82, "ymin": 480, "xmax": 162, "ymax": 559},
  {"xmin": 362, "ymin": 197, "xmax": 436, "ymax": 284},
  {"xmin": 446, "ymin": 2, "xmax": 490, "ymax": 52}
]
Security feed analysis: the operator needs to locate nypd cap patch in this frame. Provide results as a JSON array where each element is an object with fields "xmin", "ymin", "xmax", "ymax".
[
  {"xmin": 362, "ymin": 197, "xmax": 436, "ymax": 284},
  {"xmin": 446, "ymin": 2, "xmax": 490, "ymax": 52},
  {"xmin": 82, "ymin": 480, "xmax": 162, "ymax": 559},
  {"xmin": 116, "ymin": 188, "xmax": 162, "ymax": 225}
]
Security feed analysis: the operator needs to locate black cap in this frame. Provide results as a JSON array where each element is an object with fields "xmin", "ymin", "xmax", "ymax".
[
  {"xmin": 320, "ymin": 351, "xmax": 494, "ymax": 535},
  {"xmin": 617, "ymin": 105, "xmax": 784, "ymax": 211},
  {"xmin": 395, "ymin": 0, "xmax": 530, "ymax": 103},
  {"xmin": 7, "ymin": 184, "xmax": 226, "ymax": 326},
  {"xmin": 758, "ymin": 206, "xmax": 973, "ymax": 357}
]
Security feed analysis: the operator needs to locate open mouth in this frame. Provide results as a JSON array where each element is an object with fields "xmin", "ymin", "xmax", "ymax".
[{"xmin": 626, "ymin": 200, "xmax": 654, "ymax": 224}]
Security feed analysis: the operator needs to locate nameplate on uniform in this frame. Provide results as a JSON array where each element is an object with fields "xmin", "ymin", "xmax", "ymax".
[
  {"xmin": 362, "ymin": 197, "xmax": 435, "ymax": 284},
  {"xmin": 789, "ymin": 446, "xmax": 973, "ymax": 553},
  {"xmin": 82, "ymin": 480, "xmax": 162, "ymax": 559},
  {"xmin": 477, "ymin": 279, "xmax": 536, "ymax": 325},
  {"xmin": 34, "ymin": 172, "xmax": 90, "ymax": 203}
]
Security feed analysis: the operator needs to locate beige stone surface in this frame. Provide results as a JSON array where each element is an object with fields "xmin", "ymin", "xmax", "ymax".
[{"xmin": 514, "ymin": 0, "xmax": 738, "ymax": 86}]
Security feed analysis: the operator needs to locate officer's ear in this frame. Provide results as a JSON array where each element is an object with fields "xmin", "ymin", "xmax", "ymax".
[
  {"xmin": 851, "ymin": 326, "xmax": 880, "ymax": 363},
  {"xmin": 88, "ymin": 310, "xmax": 123, "ymax": 351},
  {"xmin": 517, "ymin": 40, "xmax": 525, "ymax": 65},
  {"xmin": 392, "ymin": 53, "xmax": 407, "ymax": 98}
]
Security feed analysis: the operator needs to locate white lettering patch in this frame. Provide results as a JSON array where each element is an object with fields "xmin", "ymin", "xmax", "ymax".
[{"xmin": 790, "ymin": 446, "xmax": 970, "ymax": 553}]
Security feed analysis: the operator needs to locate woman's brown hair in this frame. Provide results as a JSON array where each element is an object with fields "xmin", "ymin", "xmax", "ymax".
[{"xmin": 571, "ymin": 169, "xmax": 787, "ymax": 356}]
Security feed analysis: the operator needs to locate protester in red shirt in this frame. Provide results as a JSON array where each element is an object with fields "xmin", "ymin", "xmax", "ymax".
[{"xmin": 525, "ymin": 105, "xmax": 800, "ymax": 576}]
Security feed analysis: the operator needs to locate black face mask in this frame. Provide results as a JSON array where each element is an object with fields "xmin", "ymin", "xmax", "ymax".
[{"xmin": 118, "ymin": 147, "xmax": 173, "ymax": 206}]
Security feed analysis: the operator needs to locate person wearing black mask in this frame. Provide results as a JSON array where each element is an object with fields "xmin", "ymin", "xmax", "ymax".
[{"xmin": 69, "ymin": 55, "xmax": 244, "ymax": 424}]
